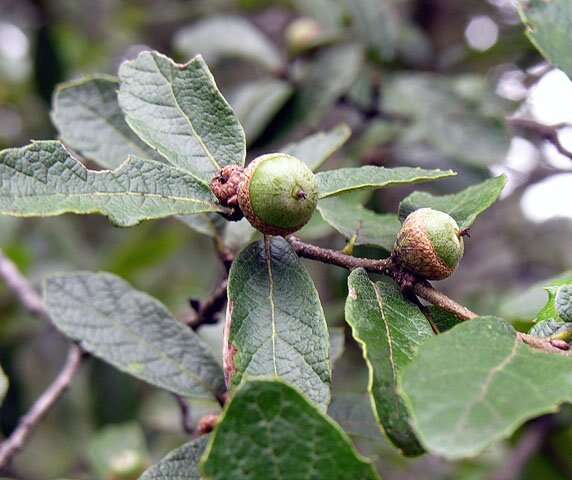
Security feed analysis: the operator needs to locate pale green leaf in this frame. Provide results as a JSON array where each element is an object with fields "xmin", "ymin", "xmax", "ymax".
[
  {"xmin": 201, "ymin": 379, "xmax": 380, "ymax": 480},
  {"xmin": 341, "ymin": 0, "xmax": 400, "ymax": 60},
  {"xmin": 280, "ymin": 43, "xmax": 363, "ymax": 136},
  {"xmin": 346, "ymin": 269, "xmax": 432, "ymax": 455},
  {"xmin": 222, "ymin": 218, "xmax": 257, "ymax": 251},
  {"xmin": 330, "ymin": 326, "xmax": 345, "ymax": 366},
  {"xmin": 118, "ymin": 51, "xmax": 246, "ymax": 182},
  {"xmin": 0, "ymin": 217, "xmax": 19, "ymax": 246},
  {"xmin": 174, "ymin": 16, "xmax": 283, "ymax": 71},
  {"xmin": 317, "ymin": 166, "xmax": 455, "ymax": 198},
  {"xmin": 536, "ymin": 283, "xmax": 572, "ymax": 323},
  {"xmin": 328, "ymin": 393, "xmax": 386, "ymax": 444},
  {"xmin": 498, "ymin": 271, "xmax": 572, "ymax": 323},
  {"xmin": 297, "ymin": 210, "xmax": 333, "ymax": 240},
  {"xmin": 401, "ymin": 316, "xmax": 572, "ymax": 459},
  {"xmin": 384, "ymin": 74, "xmax": 510, "ymax": 167},
  {"xmin": 0, "ymin": 142, "xmax": 222, "ymax": 227},
  {"xmin": 140, "ymin": 436, "xmax": 209, "ymax": 480},
  {"xmin": 178, "ymin": 213, "xmax": 227, "ymax": 239},
  {"xmin": 51, "ymin": 75, "xmax": 163, "ymax": 168},
  {"xmin": 0, "ymin": 364, "xmax": 7, "ymax": 406},
  {"xmin": 318, "ymin": 196, "xmax": 400, "ymax": 251},
  {"xmin": 229, "ymin": 79, "xmax": 292, "ymax": 145},
  {"xmin": 226, "ymin": 237, "xmax": 331, "ymax": 410},
  {"xmin": 291, "ymin": 0, "xmax": 345, "ymax": 31},
  {"xmin": 398, "ymin": 176, "xmax": 506, "ymax": 229},
  {"xmin": 282, "ymin": 124, "xmax": 351, "ymax": 171},
  {"xmin": 518, "ymin": 0, "xmax": 572, "ymax": 79},
  {"xmin": 44, "ymin": 272, "xmax": 225, "ymax": 401},
  {"xmin": 87, "ymin": 423, "xmax": 149, "ymax": 480}
]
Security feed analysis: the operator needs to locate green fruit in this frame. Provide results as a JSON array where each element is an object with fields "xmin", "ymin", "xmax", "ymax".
[
  {"xmin": 238, "ymin": 153, "xmax": 319, "ymax": 236},
  {"xmin": 393, "ymin": 208, "xmax": 464, "ymax": 280}
]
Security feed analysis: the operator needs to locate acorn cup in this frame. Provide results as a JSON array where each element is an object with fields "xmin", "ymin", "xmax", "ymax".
[{"xmin": 393, "ymin": 208, "xmax": 465, "ymax": 280}]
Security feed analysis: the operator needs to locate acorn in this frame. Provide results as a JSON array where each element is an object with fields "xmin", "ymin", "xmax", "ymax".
[
  {"xmin": 393, "ymin": 208, "xmax": 464, "ymax": 280},
  {"xmin": 285, "ymin": 17, "xmax": 322, "ymax": 56},
  {"xmin": 237, "ymin": 153, "xmax": 319, "ymax": 236}
]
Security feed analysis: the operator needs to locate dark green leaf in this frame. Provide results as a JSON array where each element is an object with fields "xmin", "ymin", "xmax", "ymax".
[
  {"xmin": 282, "ymin": 124, "xmax": 351, "ymax": 171},
  {"xmin": 427, "ymin": 306, "xmax": 464, "ymax": 333},
  {"xmin": 401, "ymin": 316, "xmax": 572, "ymax": 459},
  {"xmin": 0, "ymin": 142, "xmax": 222, "ymax": 227},
  {"xmin": 398, "ymin": 176, "xmax": 506, "ymax": 229},
  {"xmin": 229, "ymin": 79, "xmax": 292, "ymax": 145},
  {"xmin": 174, "ymin": 16, "xmax": 283, "ymax": 71},
  {"xmin": 226, "ymin": 237, "xmax": 331, "ymax": 409},
  {"xmin": 518, "ymin": 0, "xmax": 572, "ymax": 79},
  {"xmin": 140, "ymin": 436, "xmax": 209, "ymax": 480},
  {"xmin": 118, "ymin": 51, "xmax": 246, "ymax": 182},
  {"xmin": 317, "ymin": 166, "xmax": 455, "ymax": 198},
  {"xmin": 51, "ymin": 75, "xmax": 163, "ymax": 168},
  {"xmin": 201, "ymin": 379, "xmax": 380, "ymax": 480},
  {"xmin": 318, "ymin": 196, "xmax": 400, "ymax": 251},
  {"xmin": 44, "ymin": 272, "xmax": 225, "ymax": 401},
  {"xmin": 346, "ymin": 269, "xmax": 432, "ymax": 455}
]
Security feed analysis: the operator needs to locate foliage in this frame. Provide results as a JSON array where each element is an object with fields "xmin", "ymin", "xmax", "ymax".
[{"xmin": 1, "ymin": 1, "xmax": 572, "ymax": 479}]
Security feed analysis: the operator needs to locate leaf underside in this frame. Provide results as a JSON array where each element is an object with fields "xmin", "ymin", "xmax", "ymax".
[
  {"xmin": 44, "ymin": 272, "xmax": 225, "ymax": 401},
  {"xmin": 318, "ymin": 196, "xmax": 401, "ymax": 251},
  {"xmin": 51, "ymin": 75, "xmax": 163, "ymax": 168},
  {"xmin": 140, "ymin": 436, "xmax": 209, "ymax": 480}
]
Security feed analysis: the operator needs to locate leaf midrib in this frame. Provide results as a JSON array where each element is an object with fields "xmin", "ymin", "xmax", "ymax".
[
  {"xmin": 451, "ymin": 338, "xmax": 519, "ymax": 438},
  {"xmin": 1, "ymin": 190, "xmax": 217, "ymax": 204},
  {"xmin": 150, "ymin": 54, "xmax": 221, "ymax": 173},
  {"xmin": 264, "ymin": 237, "xmax": 279, "ymax": 377}
]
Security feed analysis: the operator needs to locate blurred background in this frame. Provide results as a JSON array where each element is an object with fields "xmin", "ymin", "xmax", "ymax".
[{"xmin": 1, "ymin": 0, "xmax": 572, "ymax": 478}]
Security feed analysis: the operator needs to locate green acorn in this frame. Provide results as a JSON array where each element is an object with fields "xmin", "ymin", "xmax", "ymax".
[
  {"xmin": 393, "ymin": 208, "xmax": 464, "ymax": 280},
  {"xmin": 238, "ymin": 153, "xmax": 319, "ymax": 236}
]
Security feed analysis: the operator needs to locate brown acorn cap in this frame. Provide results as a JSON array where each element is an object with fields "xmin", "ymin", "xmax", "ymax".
[
  {"xmin": 393, "ymin": 208, "xmax": 463, "ymax": 280},
  {"xmin": 394, "ymin": 222, "xmax": 454, "ymax": 280}
]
